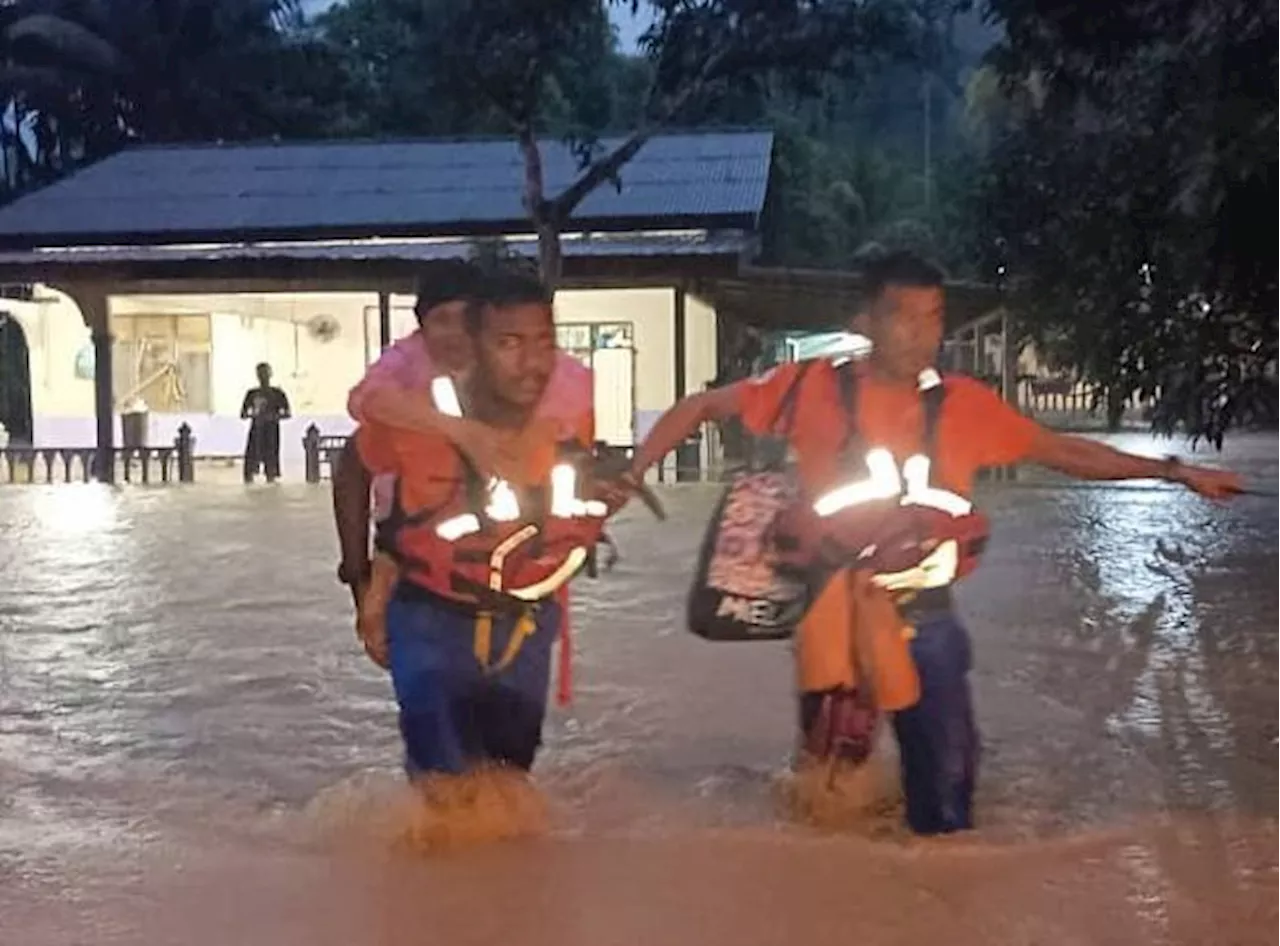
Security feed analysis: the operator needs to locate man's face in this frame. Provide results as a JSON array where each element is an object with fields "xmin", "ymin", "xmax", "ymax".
[
  {"xmin": 472, "ymin": 301, "xmax": 556, "ymax": 412},
  {"xmin": 256, "ymin": 364, "xmax": 271, "ymax": 386},
  {"xmin": 420, "ymin": 300, "xmax": 473, "ymax": 375},
  {"xmin": 864, "ymin": 284, "xmax": 944, "ymax": 380}
]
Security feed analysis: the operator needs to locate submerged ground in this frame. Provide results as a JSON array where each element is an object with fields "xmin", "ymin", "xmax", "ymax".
[{"xmin": 1, "ymin": 433, "xmax": 1276, "ymax": 946}]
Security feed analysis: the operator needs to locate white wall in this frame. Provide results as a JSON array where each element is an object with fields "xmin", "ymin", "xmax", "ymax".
[
  {"xmin": 108, "ymin": 292, "xmax": 380, "ymax": 470},
  {"xmin": 4, "ymin": 287, "xmax": 95, "ymax": 442},
  {"xmin": 553, "ymin": 285, "xmax": 718, "ymax": 479},
  {"xmin": 554, "ymin": 287, "xmax": 676, "ymax": 427},
  {"xmin": 12, "ymin": 283, "xmax": 718, "ymax": 479},
  {"xmin": 685, "ymin": 291, "xmax": 718, "ymax": 395}
]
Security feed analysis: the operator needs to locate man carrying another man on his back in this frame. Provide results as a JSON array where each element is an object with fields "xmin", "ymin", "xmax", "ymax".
[
  {"xmin": 332, "ymin": 263, "xmax": 609, "ymax": 804},
  {"xmin": 344, "ymin": 270, "xmax": 627, "ymax": 846},
  {"xmin": 333, "ymin": 260, "xmax": 594, "ymax": 638}
]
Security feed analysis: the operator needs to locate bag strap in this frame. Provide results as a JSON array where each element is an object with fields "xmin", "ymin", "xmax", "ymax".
[
  {"xmin": 766, "ymin": 360, "xmax": 817, "ymax": 436},
  {"xmin": 834, "ymin": 360, "xmax": 861, "ymax": 453},
  {"xmin": 833, "ymin": 362, "xmax": 948, "ymax": 464},
  {"xmin": 921, "ymin": 382, "xmax": 945, "ymax": 462}
]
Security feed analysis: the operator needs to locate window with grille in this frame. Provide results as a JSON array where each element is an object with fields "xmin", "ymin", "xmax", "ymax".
[{"xmin": 555, "ymin": 322, "xmax": 634, "ymax": 364}]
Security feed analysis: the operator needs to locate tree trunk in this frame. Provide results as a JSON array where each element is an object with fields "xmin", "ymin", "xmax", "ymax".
[
  {"xmin": 516, "ymin": 125, "xmax": 563, "ymax": 290},
  {"xmin": 535, "ymin": 216, "xmax": 563, "ymax": 289}
]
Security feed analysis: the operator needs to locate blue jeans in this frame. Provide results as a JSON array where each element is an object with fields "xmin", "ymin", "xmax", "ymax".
[
  {"xmin": 890, "ymin": 614, "xmax": 980, "ymax": 835},
  {"xmin": 385, "ymin": 586, "xmax": 559, "ymax": 777}
]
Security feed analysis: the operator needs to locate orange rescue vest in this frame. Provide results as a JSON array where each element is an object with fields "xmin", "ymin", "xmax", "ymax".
[{"xmin": 376, "ymin": 442, "xmax": 608, "ymax": 612}]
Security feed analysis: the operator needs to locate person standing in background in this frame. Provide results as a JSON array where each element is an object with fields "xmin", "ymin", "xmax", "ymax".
[{"xmin": 241, "ymin": 361, "xmax": 291, "ymax": 483}]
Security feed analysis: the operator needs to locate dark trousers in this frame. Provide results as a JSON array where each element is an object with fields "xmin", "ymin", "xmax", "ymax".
[
  {"xmin": 797, "ymin": 613, "xmax": 979, "ymax": 835},
  {"xmin": 243, "ymin": 422, "xmax": 281, "ymax": 482},
  {"xmin": 385, "ymin": 586, "xmax": 558, "ymax": 777},
  {"xmin": 891, "ymin": 615, "xmax": 979, "ymax": 835}
]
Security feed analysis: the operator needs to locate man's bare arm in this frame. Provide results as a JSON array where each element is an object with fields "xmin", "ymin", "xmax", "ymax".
[
  {"xmin": 1027, "ymin": 428, "xmax": 1172, "ymax": 481},
  {"xmin": 356, "ymin": 384, "xmax": 458, "ymax": 437},
  {"xmin": 354, "ymin": 384, "xmax": 517, "ymax": 479},
  {"xmin": 629, "ymin": 384, "xmax": 743, "ymax": 479},
  {"xmin": 1026, "ymin": 428, "xmax": 1243, "ymax": 499},
  {"xmin": 332, "ymin": 438, "xmax": 373, "ymax": 605}
]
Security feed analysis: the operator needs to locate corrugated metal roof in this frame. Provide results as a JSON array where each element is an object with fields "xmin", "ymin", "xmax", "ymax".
[
  {"xmin": 0, "ymin": 130, "xmax": 773, "ymax": 246},
  {"xmin": 0, "ymin": 230, "xmax": 750, "ymax": 268}
]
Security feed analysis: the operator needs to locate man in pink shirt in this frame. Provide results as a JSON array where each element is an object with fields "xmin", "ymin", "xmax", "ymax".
[
  {"xmin": 334, "ymin": 261, "xmax": 481, "ymax": 605},
  {"xmin": 333, "ymin": 261, "xmax": 596, "ymax": 698},
  {"xmin": 353, "ymin": 327, "xmax": 593, "ymax": 437},
  {"xmin": 347, "ymin": 272, "xmax": 594, "ymax": 520}
]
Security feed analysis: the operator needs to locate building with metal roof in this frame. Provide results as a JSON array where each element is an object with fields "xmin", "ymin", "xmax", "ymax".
[
  {"xmin": 0, "ymin": 130, "xmax": 779, "ymax": 478},
  {"xmin": 0, "ymin": 128, "xmax": 1001, "ymax": 481}
]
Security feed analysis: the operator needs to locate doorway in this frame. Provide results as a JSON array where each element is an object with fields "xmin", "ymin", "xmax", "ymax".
[{"xmin": 0, "ymin": 311, "xmax": 32, "ymax": 445}]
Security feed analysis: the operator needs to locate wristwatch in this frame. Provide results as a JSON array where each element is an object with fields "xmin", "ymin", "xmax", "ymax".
[{"xmin": 337, "ymin": 561, "xmax": 371, "ymax": 587}]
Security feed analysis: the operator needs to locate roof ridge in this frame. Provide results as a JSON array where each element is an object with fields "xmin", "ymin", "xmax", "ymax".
[{"xmin": 121, "ymin": 125, "xmax": 774, "ymax": 154}]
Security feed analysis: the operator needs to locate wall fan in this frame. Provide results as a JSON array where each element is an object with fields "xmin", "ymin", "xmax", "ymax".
[{"xmin": 306, "ymin": 313, "xmax": 341, "ymax": 343}]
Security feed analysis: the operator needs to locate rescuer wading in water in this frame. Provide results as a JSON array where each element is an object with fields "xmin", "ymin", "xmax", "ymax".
[
  {"xmin": 350, "ymin": 271, "xmax": 627, "ymax": 778},
  {"xmin": 333, "ymin": 262, "xmax": 597, "ymax": 696},
  {"xmin": 628, "ymin": 250, "xmax": 1243, "ymax": 835}
]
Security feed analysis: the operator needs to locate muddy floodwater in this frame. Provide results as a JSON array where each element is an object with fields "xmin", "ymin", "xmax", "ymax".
[{"xmin": 1, "ymin": 433, "xmax": 1276, "ymax": 946}]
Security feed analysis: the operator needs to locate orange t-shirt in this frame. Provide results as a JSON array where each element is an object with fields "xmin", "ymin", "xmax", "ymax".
[
  {"xmin": 738, "ymin": 359, "xmax": 1039, "ymax": 496},
  {"xmin": 736, "ymin": 359, "xmax": 1042, "ymax": 690}
]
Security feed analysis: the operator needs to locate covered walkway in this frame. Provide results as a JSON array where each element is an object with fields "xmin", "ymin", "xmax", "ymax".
[{"xmin": 0, "ymin": 131, "xmax": 773, "ymax": 480}]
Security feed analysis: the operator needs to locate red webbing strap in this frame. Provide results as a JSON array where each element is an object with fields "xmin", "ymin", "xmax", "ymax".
[{"xmin": 555, "ymin": 584, "xmax": 573, "ymax": 706}]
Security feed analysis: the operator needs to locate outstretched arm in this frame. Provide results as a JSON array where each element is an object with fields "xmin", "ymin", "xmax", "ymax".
[
  {"xmin": 1026, "ymin": 428, "xmax": 1243, "ymax": 499},
  {"xmin": 628, "ymin": 384, "xmax": 744, "ymax": 480},
  {"xmin": 953, "ymin": 377, "xmax": 1244, "ymax": 501}
]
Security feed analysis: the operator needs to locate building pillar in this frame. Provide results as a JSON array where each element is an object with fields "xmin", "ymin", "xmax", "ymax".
[
  {"xmin": 61, "ymin": 285, "xmax": 114, "ymax": 483},
  {"xmin": 672, "ymin": 285, "xmax": 697, "ymax": 481},
  {"xmin": 999, "ymin": 309, "xmax": 1014, "ymax": 404},
  {"xmin": 377, "ymin": 290, "xmax": 391, "ymax": 351},
  {"xmin": 999, "ymin": 308, "xmax": 1020, "ymax": 482},
  {"xmin": 673, "ymin": 286, "xmax": 688, "ymax": 400}
]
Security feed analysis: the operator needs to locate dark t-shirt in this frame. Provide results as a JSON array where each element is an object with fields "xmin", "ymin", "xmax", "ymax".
[{"xmin": 241, "ymin": 386, "xmax": 290, "ymax": 426}]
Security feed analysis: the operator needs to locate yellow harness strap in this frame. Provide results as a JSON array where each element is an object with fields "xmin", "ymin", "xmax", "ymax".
[{"xmin": 472, "ymin": 610, "xmax": 538, "ymax": 674}]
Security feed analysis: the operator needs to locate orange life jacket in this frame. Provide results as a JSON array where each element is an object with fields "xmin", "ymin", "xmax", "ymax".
[
  {"xmin": 376, "ymin": 445, "xmax": 608, "ymax": 612},
  {"xmin": 774, "ymin": 367, "xmax": 990, "ymax": 596},
  {"xmin": 373, "ymin": 376, "xmax": 609, "ymax": 612}
]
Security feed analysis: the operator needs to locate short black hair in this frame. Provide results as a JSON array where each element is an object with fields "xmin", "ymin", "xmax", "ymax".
[
  {"xmin": 413, "ymin": 259, "xmax": 486, "ymax": 323},
  {"xmin": 464, "ymin": 269, "xmax": 553, "ymax": 336},
  {"xmin": 862, "ymin": 250, "xmax": 946, "ymax": 305}
]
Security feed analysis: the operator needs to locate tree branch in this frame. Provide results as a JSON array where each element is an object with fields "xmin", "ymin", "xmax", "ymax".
[{"xmin": 550, "ymin": 60, "xmax": 716, "ymax": 218}]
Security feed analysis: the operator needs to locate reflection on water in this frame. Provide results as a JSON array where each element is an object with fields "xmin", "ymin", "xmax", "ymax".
[
  {"xmin": 1052, "ymin": 485, "xmax": 1249, "ymax": 810},
  {"xmin": 0, "ymin": 433, "xmax": 1275, "ymax": 945}
]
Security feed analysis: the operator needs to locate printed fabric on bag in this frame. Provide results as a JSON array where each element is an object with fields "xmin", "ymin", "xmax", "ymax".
[
  {"xmin": 701, "ymin": 471, "xmax": 809, "ymax": 630},
  {"xmin": 687, "ymin": 363, "xmax": 819, "ymax": 642}
]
